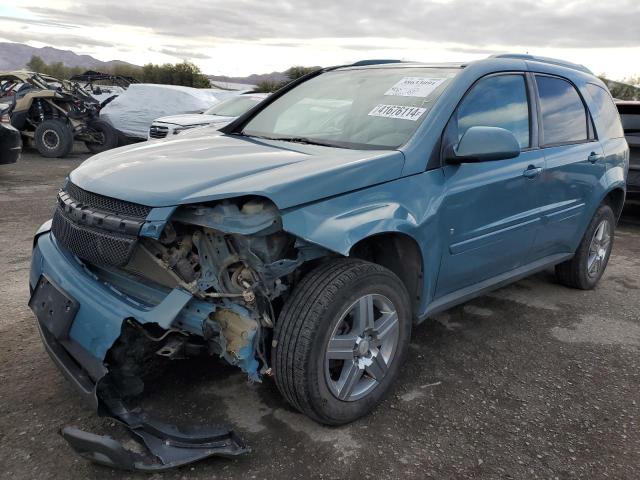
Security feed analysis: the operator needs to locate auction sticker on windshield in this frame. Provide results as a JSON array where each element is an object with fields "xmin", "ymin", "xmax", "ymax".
[
  {"xmin": 385, "ymin": 77, "xmax": 446, "ymax": 97},
  {"xmin": 368, "ymin": 104, "xmax": 427, "ymax": 121}
]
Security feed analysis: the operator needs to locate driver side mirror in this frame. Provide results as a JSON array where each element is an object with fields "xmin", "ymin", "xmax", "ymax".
[{"xmin": 447, "ymin": 126, "xmax": 520, "ymax": 163}]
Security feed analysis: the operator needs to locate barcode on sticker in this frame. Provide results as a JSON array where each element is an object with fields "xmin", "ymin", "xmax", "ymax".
[
  {"xmin": 368, "ymin": 104, "xmax": 427, "ymax": 121},
  {"xmin": 385, "ymin": 77, "xmax": 446, "ymax": 97}
]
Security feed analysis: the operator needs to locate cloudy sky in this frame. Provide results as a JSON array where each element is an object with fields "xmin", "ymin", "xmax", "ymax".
[{"xmin": 0, "ymin": 1, "xmax": 639, "ymax": 80}]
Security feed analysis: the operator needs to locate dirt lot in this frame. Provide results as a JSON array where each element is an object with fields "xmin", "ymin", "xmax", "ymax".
[{"xmin": 1, "ymin": 147, "xmax": 639, "ymax": 479}]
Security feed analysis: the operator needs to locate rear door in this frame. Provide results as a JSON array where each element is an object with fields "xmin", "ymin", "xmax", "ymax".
[
  {"xmin": 435, "ymin": 73, "xmax": 545, "ymax": 297},
  {"xmin": 530, "ymin": 75, "xmax": 605, "ymax": 258}
]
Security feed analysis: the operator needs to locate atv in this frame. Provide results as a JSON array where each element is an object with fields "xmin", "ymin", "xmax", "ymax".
[{"xmin": 0, "ymin": 71, "xmax": 119, "ymax": 158}]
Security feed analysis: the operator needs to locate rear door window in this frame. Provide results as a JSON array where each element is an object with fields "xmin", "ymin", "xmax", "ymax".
[
  {"xmin": 535, "ymin": 75, "xmax": 588, "ymax": 146},
  {"xmin": 586, "ymin": 84, "xmax": 624, "ymax": 139}
]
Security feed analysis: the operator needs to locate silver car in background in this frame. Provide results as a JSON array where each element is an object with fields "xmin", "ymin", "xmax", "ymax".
[{"xmin": 148, "ymin": 92, "xmax": 269, "ymax": 139}]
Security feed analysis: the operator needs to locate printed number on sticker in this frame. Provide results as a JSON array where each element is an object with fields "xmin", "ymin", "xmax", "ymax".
[
  {"xmin": 368, "ymin": 104, "xmax": 427, "ymax": 121},
  {"xmin": 385, "ymin": 77, "xmax": 446, "ymax": 97}
]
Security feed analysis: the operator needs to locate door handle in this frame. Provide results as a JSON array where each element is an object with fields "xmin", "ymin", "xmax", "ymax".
[
  {"xmin": 588, "ymin": 152, "xmax": 604, "ymax": 163},
  {"xmin": 523, "ymin": 166, "xmax": 543, "ymax": 179}
]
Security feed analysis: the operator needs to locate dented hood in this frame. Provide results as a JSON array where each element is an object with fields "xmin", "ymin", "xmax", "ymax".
[{"xmin": 69, "ymin": 133, "xmax": 405, "ymax": 209}]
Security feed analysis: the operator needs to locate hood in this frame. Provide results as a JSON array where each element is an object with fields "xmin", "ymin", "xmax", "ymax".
[
  {"xmin": 70, "ymin": 134, "xmax": 405, "ymax": 209},
  {"xmin": 154, "ymin": 113, "xmax": 234, "ymax": 126}
]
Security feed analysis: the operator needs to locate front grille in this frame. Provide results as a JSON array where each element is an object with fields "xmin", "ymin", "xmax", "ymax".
[
  {"xmin": 50, "ymin": 182, "xmax": 149, "ymax": 266},
  {"xmin": 149, "ymin": 125, "xmax": 169, "ymax": 139},
  {"xmin": 64, "ymin": 182, "xmax": 151, "ymax": 219},
  {"xmin": 52, "ymin": 208, "xmax": 136, "ymax": 267}
]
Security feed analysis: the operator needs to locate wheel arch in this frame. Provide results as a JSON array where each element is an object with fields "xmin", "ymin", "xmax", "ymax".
[
  {"xmin": 349, "ymin": 232, "xmax": 424, "ymax": 316},
  {"xmin": 602, "ymin": 186, "xmax": 626, "ymax": 221}
]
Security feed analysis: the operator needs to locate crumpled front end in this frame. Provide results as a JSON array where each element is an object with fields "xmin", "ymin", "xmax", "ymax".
[{"xmin": 29, "ymin": 180, "xmax": 328, "ymax": 470}]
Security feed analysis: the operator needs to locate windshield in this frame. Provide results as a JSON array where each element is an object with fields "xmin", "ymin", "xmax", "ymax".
[
  {"xmin": 205, "ymin": 96, "xmax": 263, "ymax": 117},
  {"xmin": 241, "ymin": 67, "xmax": 459, "ymax": 149}
]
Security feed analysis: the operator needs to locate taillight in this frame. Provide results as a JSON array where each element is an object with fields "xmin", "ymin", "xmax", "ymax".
[{"xmin": 0, "ymin": 113, "xmax": 10, "ymax": 124}]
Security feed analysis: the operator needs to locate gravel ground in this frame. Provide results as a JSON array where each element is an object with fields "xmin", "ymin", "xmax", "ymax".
[{"xmin": 1, "ymin": 146, "xmax": 639, "ymax": 479}]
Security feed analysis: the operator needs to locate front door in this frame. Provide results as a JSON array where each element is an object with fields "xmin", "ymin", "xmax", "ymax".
[{"xmin": 435, "ymin": 73, "xmax": 544, "ymax": 297}]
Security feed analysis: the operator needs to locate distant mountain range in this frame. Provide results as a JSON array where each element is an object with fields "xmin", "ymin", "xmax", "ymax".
[
  {"xmin": 0, "ymin": 42, "xmax": 136, "ymax": 71},
  {"xmin": 208, "ymin": 72, "xmax": 288, "ymax": 86},
  {"xmin": 0, "ymin": 42, "xmax": 286, "ymax": 85}
]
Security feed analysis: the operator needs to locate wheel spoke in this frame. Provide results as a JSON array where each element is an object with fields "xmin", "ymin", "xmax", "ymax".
[
  {"xmin": 326, "ymin": 335, "xmax": 357, "ymax": 360},
  {"xmin": 354, "ymin": 295, "xmax": 375, "ymax": 334},
  {"xmin": 374, "ymin": 311, "xmax": 398, "ymax": 342},
  {"xmin": 336, "ymin": 361, "xmax": 363, "ymax": 400},
  {"xmin": 596, "ymin": 222, "xmax": 605, "ymax": 242},
  {"xmin": 365, "ymin": 352, "xmax": 389, "ymax": 381}
]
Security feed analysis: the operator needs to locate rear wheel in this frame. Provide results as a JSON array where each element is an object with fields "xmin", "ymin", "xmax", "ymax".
[
  {"xmin": 272, "ymin": 259, "xmax": 412, "ymax": 425},
  {"xmin": 84, "ymin": 119, "xmax": 118, "ymax": 154},
  {"xmin": 34, "ymin": 119, "xmax": 73, "ymax": 158},
  {"xmin": 555, "ymin": 203, "xmax": 615, "ymax": 289}
]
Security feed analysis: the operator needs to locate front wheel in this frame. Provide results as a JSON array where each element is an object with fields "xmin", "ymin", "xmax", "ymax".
[
  {"xmin": 555, "ymin": 203, "xmax": 615, "ymax": 290},
  {"xmin": 272, "ymin": 259, "xmax": 412, "ymax": 425}
]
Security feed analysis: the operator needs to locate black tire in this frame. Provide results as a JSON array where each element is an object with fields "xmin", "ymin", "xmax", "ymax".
[
  {"xmin": 555, "ymin": 203, "xmax": 615, "ymax": 290},
  {"xmin": 34, "ymin": 119, "xmax": 73, "ymax": 158},
  {"xmin": 84, "ymin": 119, "xmax": 118, "ymax": 154},
  {"xmin": 272, "ymin": 258, "xmax": 412, "ymax": 425}
]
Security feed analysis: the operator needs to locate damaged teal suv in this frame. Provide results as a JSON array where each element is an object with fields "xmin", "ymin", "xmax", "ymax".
[{"xmin": 30, "ymin": 54, "xmax": 628, "ymax": 471}]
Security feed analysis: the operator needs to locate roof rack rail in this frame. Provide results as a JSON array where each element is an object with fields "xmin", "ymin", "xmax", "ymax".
[
  {"xmin": 489, "ymin": 54, "xmax": 592, "ymax": 74},
  {"xmin": 350, "ymin": 59, "xmax": 404, "ymax": 67}
]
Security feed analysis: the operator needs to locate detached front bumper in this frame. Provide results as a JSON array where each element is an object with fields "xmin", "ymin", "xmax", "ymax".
[{"xmin": 29, "ymin": 227, "xmax": 249, "ymax": 470}]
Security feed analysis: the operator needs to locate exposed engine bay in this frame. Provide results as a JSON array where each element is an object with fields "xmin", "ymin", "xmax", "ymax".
[
  {"xmin": 36, "ymin": 191, "xmax": 332, "ymax": 470},
  {"xmin": 95, "ymin": 196, "xmax": 328, "ymax": 394}
]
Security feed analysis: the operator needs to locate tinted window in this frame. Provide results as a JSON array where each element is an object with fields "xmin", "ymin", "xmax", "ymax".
[
  {"xmin": 456, "ymin": 75, "xmax": 530, "ymax": 148},
  {"xmin": 536, "ymin": 76, "xmax": 587, "ymax": 145},
  {"xmin": 586, "ymin": 84, "xmax": 624, "ymax": 139}
]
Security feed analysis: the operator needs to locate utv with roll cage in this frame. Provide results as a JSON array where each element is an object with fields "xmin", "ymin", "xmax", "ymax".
[{"xmin": 0, "ymin": 71, "xmax": 118, "ymax": 158}]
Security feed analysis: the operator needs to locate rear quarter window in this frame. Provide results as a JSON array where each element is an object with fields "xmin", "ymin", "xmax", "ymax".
[{"xmin": 586, "ymin": 84, "xmax": 625, "ymax": 139}]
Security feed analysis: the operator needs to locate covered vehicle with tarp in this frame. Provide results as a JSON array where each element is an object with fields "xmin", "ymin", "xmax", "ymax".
[{"xmin": 99, "ymin": 84, "xmax": 246, "ymax": 140}]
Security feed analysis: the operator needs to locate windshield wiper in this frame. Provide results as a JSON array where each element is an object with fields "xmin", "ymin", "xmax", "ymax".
[
  {"xmin": 237, "ymin": 132, "xmax": 347, "ymax": 149},
  {"xmin": 269, "ymin": 136, "xmax": 345, "ymax": 148}
]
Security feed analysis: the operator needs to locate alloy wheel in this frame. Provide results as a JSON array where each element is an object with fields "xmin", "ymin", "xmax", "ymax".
[
  {"xmin": 324, "ymin": 294, "xmax": 400, "ymax": 402},
  {"xmin": 587, "ymin": 219, "xmax": 611, "ymax": 278}
]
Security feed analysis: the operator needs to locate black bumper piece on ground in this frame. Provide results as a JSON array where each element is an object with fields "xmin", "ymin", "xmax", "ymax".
[
  {"xmin": 30, "ymin": 275, "xmax": 250, "ymax": 472},
  {"xmin": 61, "ymin": 399, "xmax": 249, "ymax": 472}
]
